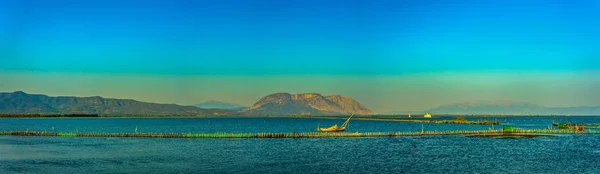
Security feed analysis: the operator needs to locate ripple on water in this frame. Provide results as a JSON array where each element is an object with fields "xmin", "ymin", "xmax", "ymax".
[{"xmin": 1, "ymin": 117, "xmax": 600, "ymax": 173}]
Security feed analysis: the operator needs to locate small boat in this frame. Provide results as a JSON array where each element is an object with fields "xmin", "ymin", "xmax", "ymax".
[
  {"xmin": 408, "ymin": 114, "xmax": 411, "ymax": 118},
  {"xmin": 424, "ymin": 113, "xmax": 432, "ymax": 118},
  {"xmin": 318, "ymin": 114, "xmax": 354, "ymax": 132}
]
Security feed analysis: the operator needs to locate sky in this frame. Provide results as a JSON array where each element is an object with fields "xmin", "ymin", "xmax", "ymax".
[{"xmin": 1, "ymin": 0, "xmax": 599, "ymax": 112}]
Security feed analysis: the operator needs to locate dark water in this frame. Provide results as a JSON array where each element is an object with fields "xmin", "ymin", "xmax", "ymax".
[{"xmin": 1, "ymin": 117, "xmax": 600, "ymax": 173}]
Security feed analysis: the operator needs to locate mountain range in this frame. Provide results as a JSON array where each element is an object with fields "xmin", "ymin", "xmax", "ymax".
[
  {"xmin": 0, "ymin": 91, "xmax": 231, "ymax": 115},
  {"xmin": 193, "ymin": 101, "xmax": 247, "ymax": 111},
  {"xmin": 0, "ymin": 91, "xmax": 373, "ymax": 116},
  {"xmin": 392, "ymin": 101, "xmax": 600, "ymax": 115},
  {"xmin": 241, "ymin": 93, "xmax": 375, "ymax": 115},
  {"xmin": 4, "ymin": 91, "xmax": 599, "ymax": 116}
]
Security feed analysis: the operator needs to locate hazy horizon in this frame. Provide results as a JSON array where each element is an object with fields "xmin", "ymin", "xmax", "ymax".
[
  {"xmin": 2, "ymin": 70, "xmax": 600, "ymax": 112},
  {"xmin": 2, "ymin": 0, "xmax": 599, "ymax": 112}
]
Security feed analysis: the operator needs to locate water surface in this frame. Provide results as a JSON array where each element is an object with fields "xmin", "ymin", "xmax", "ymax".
[{"xmin": 1, "ymin": 116, "xmax": 599, "ymax": 173}]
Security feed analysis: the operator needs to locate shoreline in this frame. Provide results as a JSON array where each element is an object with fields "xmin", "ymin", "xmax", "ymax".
[{"xmin": 0, "ymin": 129, "xmax": 595, "ymax": 139}]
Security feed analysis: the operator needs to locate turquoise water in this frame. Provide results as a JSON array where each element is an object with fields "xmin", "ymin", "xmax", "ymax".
[{"xmin": 1, "ymin": 117, "xmax": 600, "ymax": 173}]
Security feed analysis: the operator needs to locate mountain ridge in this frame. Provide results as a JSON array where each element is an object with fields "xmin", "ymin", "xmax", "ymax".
[
  {"xmin": 193, "ymin": 100, "xmax": 247, "ymax": 111},
  {"xmin": 0, "ymin": 91, "xmax": 231, "ymax": 115},
  {"xmin": 241, "ymin": 93, "xmax": 375, "ymax": 116},
  {"xmin": 5, "ymin": 91, "xmax": 599, "ymax": 116}
]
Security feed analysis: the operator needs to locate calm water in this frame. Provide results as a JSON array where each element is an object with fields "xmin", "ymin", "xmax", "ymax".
[{"xmin": 1, "ymin": 116, "xmax": 600, "ymax": 173}]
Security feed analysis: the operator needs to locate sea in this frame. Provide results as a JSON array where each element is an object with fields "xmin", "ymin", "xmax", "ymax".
[{"xmin": 1, "ymin": 116, "xmax": 599, "ymax": 173}]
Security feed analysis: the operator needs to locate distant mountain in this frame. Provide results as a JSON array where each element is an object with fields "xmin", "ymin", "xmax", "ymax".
[
  {"xmin": 424, "ymin": 101, "xmax": 600, "ymax": 115},
  {"xmin": 241, "ymin": 93, "xmax": 375, "ymax": 116},
  {"xmin": 0, "ymin": 91, "xmax": 232, "ymax": 116},
  {"xmin": 193, "ymin": 100, "xmax": 247, "ymax": 111}
]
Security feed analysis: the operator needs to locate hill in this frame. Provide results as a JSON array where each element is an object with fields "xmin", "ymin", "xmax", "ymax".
[
  {"xmin": 241, "ymin": 93, "xmax": 374, "ymax": 116},
  {"xmin": 0, "ymin": 91, "xmax": 231, "ymax": 116}
]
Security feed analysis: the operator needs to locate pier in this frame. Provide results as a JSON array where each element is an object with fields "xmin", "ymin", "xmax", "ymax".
[
  {"xmin": 293, "ymin": 116, "xmax": 501, "ymax": 125},
  {"xmin": 1, "ymin": 129, "xmax": 598, "ymax": 139}
]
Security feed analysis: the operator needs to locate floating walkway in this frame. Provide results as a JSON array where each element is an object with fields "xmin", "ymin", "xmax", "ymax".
[
  {"xmin": 295, "ymin": 116, "xmax": 500, "ymax": 125},
  {"xmin": 1, "ymin": 129, "xmax": 599, "ymax": 139}
]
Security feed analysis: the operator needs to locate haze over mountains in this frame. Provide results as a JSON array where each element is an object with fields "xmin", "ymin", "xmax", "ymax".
[
  {"xmin": 3, "ymin": 91, "xmax": 600, "ymax": 116},
  {"xmin": 0, "ymin": 91, "xmax": 231, "ymax": 115},
  {"xmin": 391, "ymin": 101, "xmax": 600, "ymax": 115},
  {"xmin": 193, "ymin": 101, "xmax": 247, "ymax": 111},
  {"xmin": 0, "ymin": 91, "xmax": 373, "ymax": 116}
]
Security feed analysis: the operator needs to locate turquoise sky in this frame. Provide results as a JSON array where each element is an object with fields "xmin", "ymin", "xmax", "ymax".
[{"xmin": 1, "ymin": 0, "xmax": 599, "ymax": 112}]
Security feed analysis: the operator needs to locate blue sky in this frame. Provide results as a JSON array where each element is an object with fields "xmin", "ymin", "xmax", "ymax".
[{"xmin": 1, "ymin": 0, "xmax": 599, "ymax": 111}]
